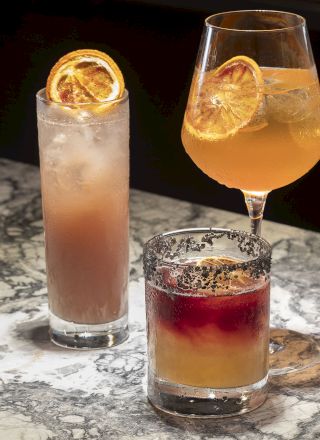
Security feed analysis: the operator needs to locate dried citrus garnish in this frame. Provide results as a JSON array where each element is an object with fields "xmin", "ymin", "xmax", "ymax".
[
  {"xmin": 46, "ymin": 49, "xmax": 124, "ymax": 104},
  {"xmin": 185, "ymin": 55, "xmax": 263, "ymax": 140},
  {"xmin": 196, "ymin": 256, "xmax": 238, "ymax": 267},
  {"xmin": 196, "ymin": 256, "xmax": 251, "ymax": 293}
]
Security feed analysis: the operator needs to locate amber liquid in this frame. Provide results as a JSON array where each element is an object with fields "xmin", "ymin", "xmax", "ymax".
[{"xmin": 182, "ymin": 67, "xmax": 320, "ymax": 192}]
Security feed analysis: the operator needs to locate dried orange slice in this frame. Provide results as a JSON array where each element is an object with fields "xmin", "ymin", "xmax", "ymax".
[
  {"xmin": 185, "ymin": 55, "xmax": 263, "ymax": 140},
  {"xmin": 46, "ymin": 49, "xmax": 124, "ymax": 104},
  {"xmin": 196, "ymin": 256, "xmax": 251, "ymax": 293},
  {"xmin": 196, "ymin": 256, "xmax": 238, "ymax": 267}
]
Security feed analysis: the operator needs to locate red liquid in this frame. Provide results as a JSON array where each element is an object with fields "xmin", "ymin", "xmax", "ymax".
[{"xmin": 146, "ymin": 266, "xmax": 270, "ymax": 388}]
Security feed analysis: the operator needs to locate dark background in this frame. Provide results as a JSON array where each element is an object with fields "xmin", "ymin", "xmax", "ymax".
[{"xmin": 1, "ymin": 0, "xmax": 319, "ymax": 231}]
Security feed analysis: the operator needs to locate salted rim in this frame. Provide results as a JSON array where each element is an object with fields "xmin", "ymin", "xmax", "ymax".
[
  {"xmin": 205, "ymin": 10, "xmax": 305, "ymax": 33},
  {"xmin": 143, "ymin": 227, "xmax": 271, "ymax": 270},
  {"xmin": 36, "ymin": 87, "xmax": 128, "ymax": 107}
]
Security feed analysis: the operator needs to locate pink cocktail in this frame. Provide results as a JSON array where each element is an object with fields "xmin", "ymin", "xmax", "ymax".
[{"xmin": 37, "ymin": 89, "xmax": 129, "ymax": 349}]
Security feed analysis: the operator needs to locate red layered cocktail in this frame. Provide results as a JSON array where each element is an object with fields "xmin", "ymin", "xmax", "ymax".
[
  {"xmin": 146, "ymin": 257, "xmax": 269, "ymax": 389},
  {"xmin": 144, "ymin": 229, "xmax": 271, "ymax": 417}
]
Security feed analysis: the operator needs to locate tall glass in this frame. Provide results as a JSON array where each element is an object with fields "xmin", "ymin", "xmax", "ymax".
[
  {"xmin": 36, "ymin": 89, "xmax": 129, "ymax": 349},
  {"xmin": 181, "ymin": 10, "xmax": 320, "ymax": 373},
  {"xmin": 144, "ymin": 228, "xmax": 271, "ymax": 417}
]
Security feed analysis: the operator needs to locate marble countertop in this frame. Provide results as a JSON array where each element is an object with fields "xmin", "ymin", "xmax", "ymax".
[{"xmin": 0, "ymin": 158, "xmax": 319, "ymax": 439}]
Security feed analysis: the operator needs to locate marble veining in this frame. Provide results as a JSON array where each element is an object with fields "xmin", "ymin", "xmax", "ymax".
[{"xmin": 0, "ymin": 158, "xmax": 320, "ymax": 439}]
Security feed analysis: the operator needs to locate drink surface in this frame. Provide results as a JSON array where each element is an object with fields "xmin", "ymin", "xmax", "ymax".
[
  {"xmin": 146, "ymin": 256, "xmax": 270, "ymax": 388},
  {"xmin": 38, "ymin": 108, "xmax": 129, "ymax": 325},
  {"xmin": 182, "ymin": 67, "xmax": 320, "ymax": 192}
]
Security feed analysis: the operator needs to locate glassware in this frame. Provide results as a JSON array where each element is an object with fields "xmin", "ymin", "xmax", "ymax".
[
  {"xmin": 181, "ymin": 10, "xmax": 320, "ymax": 235},
  {"xmin": 144, "ymin": 228, "xmax": 271, "ymax": 418},
  {"xmin": 181, "ymin": 10, "xmax": 320, "ymax": 373},
  {"xmin": 36, "ymin": 89, "xmax": 129, "ymax": 349}
]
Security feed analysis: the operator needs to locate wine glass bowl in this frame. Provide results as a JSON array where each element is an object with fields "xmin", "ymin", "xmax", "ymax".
[{"xmin": 181, "ymin": 10, "xmax": 320, "ymax": 235}]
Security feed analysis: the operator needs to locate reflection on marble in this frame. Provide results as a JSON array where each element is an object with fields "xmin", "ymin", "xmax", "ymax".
[{"xmin": 0, "ymin": 158, "xmax": 319, "ymax": 439}]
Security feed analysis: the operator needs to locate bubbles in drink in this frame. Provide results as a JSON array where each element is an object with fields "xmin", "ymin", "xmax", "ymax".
[{"xmin": 39, "ymin": 115, "xmax": 129, "ymax": 195}]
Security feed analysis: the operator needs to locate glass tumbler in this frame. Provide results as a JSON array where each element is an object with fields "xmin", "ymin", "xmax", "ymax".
[
  {"xmin": 143, "ymin": 228, "xmax": 271, "ymax": 417},
  {"xmin": 36, "ymin": 89, "xmax": 129, "ymax": 349}
]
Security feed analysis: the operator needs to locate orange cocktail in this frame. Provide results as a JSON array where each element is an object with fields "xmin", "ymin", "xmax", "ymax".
[{"xmin": 182, "ymin": 61, "xmax": 320, "ymax": 192}]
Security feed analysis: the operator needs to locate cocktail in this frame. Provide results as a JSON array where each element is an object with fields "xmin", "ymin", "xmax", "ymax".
[
  {"xmin": 181, "ymin": 10, "xmax": 320, "ymax": 372},
  {"xmin": 36, "ymin": 50, "xmax": 129, "ymax": 349},
  {"xmin": 144, "ymin": 228, "xmax": 271, "ymax": 417}
]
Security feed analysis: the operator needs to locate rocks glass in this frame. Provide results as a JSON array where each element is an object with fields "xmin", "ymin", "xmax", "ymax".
[{"xmin": 144, "ymin": 228, "xmax": 271, "ymax": 417}]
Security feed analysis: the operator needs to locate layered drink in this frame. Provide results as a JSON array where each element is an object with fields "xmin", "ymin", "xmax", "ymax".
[
  {"xmin": 146, "ymin": 257, "xmax": 270, "ymax": 389},
  {"xmin": 144, "ymin": 228, "xmax": 271, "ymax": 417}
]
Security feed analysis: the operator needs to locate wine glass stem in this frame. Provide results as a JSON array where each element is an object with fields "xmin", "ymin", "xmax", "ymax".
[{"xmin": 242, "ymin": 191, "xmax": 268, "ymax": 236}]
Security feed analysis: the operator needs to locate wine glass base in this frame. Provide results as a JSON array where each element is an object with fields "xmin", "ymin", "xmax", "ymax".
[{"xmin": 269, "ymin": 328, "xmax": 320, "ymax": 376}]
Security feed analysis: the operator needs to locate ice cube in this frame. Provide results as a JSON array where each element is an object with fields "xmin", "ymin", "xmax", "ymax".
[
  {"xmin": 266, "ymin": 86, "xmax": 317, "ymax": 124},
  {"xmin": 77, "ymin": 110, "xmax": 92, "ymax": 121},
  {"xmin": 289, "ymin": 112, "xmax": 320, "ymax": 149},
  {"xmin": 53, "ymin": 133, "xmax": 66, "ymax": 144}
]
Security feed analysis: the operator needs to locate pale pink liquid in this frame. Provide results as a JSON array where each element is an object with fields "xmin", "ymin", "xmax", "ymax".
[
  {"xmin": 38, "ymin": 105, "xmax": 129, "ymax": 325},
  {"xmin": 43, "ymin": 182, "xmax": 128, "ymax": 324}
]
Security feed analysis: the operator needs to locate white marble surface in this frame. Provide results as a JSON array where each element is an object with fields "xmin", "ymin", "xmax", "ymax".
[{"xmin": 0, "ymin": 158, "xmax": 320, "ymax": 439}]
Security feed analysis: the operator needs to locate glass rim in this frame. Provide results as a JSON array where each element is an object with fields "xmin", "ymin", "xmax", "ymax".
[
  {"xmin": 205, "ymin": 10, "xmax": 306, "ymax": 33},
  {"xmin": 36, "ymin": 87, "xmax": 129, "ymax": 107},
  {"xmin": 143, "ymin": 227, "xmax": 272, "ymax": 270}
]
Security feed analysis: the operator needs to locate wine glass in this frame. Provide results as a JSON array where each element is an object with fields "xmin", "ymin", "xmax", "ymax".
[{"xmin": 181, "ymin": 10, "xmax": 320, "ymax": 374}]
